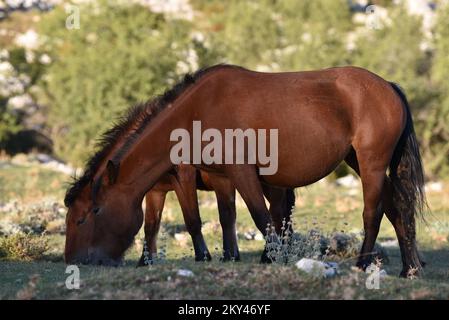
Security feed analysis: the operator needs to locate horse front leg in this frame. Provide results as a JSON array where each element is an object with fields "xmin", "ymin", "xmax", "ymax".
[{"xmin": 137, "ymin": 190, "xmax": 165, "ymax": 267}]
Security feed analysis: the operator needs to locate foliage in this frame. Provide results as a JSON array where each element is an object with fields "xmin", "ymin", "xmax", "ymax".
[
  {"xmin": 0, "ymin": 108, "xmax": 20, "ymax": 147},
  {"xmin": 0, "ymin": 0, "xmax": 447, "ymax": 175},
  {"xmin": 0, "ymin": 233, "xmax": 49, "ymax": 261},
  {"xmin": 37, "ymin": 0, "xmax": 207, "ymax": 165},
  {"xmin": 352, "ymin": 6, "xmax": 427, "ymax": 104},
  {"xmin": 424, "ymin": 2, "xmax": 449, "ymax": 176},
  {"xmin": 208, "ymin": 0, "xmax": 352, "ymax": 71}
]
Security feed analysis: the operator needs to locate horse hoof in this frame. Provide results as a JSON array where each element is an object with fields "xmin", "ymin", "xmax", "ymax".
[
  {"xmin": 355, "ymin": 260, "xmax": 370, "ymax": 271},
  {"xmin": 220, "ymin": 255, "xmax": 241, "ymax": 262},
  {"xmin": 260, "ymin": 252, "xmax": 272, "ymax": 264},
  {"xmin": 136, "ymin": 258, "xmax": 146, "ymax": 268},
  {"xmin": 195, "ymin": 253, "xmax": 212, "ymax": 262},
  {"xmin": 400, "ymin": 266, "xmax": 422, "ymax": 278}
]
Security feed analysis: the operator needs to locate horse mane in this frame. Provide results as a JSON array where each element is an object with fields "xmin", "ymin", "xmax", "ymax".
[
  {"xmin": 64, "ymin": 64, "xmax": 240, "ymax": 207},
  {"xmin": 64, "ymin": 102, "xmax": 158, "ymax": 206}
]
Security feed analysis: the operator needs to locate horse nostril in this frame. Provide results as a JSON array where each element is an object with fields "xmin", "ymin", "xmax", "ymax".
[{"xmin": 93, "ymin": 207, "xmax": 100, "ymax": 215}]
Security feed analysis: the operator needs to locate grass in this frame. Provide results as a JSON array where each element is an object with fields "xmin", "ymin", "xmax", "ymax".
[{"xmin": 0, "ymin": 160, "xmax": 448, "ymax": 299}]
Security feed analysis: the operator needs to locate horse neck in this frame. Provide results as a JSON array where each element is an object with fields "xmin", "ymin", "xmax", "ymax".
[{"xmin": 115, "ymin": 101, "xmax": 194, "ymax": 199}]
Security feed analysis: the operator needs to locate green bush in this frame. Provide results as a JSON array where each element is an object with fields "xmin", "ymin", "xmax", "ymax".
[
  {"xmin": 0, "ymin": 108, "xmax": 20, "ymax": 148},
  {"xmin": 25, "ymin": 0, "xmax": 449, "ymax": 176},
  {"xmin": 424, "ymin": 3, "xmax": 449, "ymax": 177},
  {"xmin": 0, "ymin": 233, "xmax": 49, "ymax": 261},
  {"xmin": 38, "ymin": 1, "xmax": 208, "ymax": 165},
  {"xmin": 209, "ymin": 0, "xmax": 352, "ymax": 71}
]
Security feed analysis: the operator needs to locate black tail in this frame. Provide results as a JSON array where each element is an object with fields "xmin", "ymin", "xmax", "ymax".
[{"xmin": 389, "ymin": 82, "xmax": 427, "ymax": 269}]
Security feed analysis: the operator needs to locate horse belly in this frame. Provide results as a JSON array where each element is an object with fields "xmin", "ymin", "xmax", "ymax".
[{"xmin": 258, "ymin": 105, "xmax": 352, "ymax": 188}]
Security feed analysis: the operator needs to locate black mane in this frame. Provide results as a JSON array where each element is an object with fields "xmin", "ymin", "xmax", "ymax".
[{"xmin": 64, "ymin": 64, "xmax": 238, "ymax": 207}]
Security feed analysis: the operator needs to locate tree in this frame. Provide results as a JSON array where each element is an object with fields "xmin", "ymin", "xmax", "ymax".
[
  {"xmin": 425, "ymin": 2, "xmax": 449, "ymax": 176},
  {"xmin": 38, "ymin": 1, "xmax": 208, "ymax": 165},
  {"xmin": 275, "ymin": 0, "xmax": 353, "ymax": 71}
]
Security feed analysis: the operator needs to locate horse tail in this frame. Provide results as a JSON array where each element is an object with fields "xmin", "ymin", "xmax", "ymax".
[{"xmin": 389, "ymin": 82, "xmax": 427, "ymax": 268}]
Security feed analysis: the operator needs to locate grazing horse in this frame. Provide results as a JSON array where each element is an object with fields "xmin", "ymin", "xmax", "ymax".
[
  {"xmin": 89, "ymin": 64, "xmax": 426, "ymax": 276},
  {"xmin": 64, "ymin": 101, "xmax": 294, "ymax": 265}
]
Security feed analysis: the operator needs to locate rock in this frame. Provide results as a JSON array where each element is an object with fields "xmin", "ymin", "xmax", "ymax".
[
  {"xmin": 335, "ymin": 175, "xmax": 359, "ymax": 188},
  {"xmin": 425, "ymin": 181, "xmax": 443, "ymax": 192},
  {"xmin": 243, "ymin": 230, "xmax": 265, "ymax": 241},
  {"xmin": 379, "ymin": 239, "xmax": 398, "ymax": 248},
  {"xmin": 176, "ymin": 269, "xmax": 194, "ymax": 277},
  {"xmin": 174, "ymin": 232, "xmax": 189, "ymax": 247},
  {"xmin": 295, "ymin": 258, "xmax": 338, "ymax": 278},
  {"xmin": 243, "ymin": 231, "xmax": 255, "ymax": 240},
  {"xmin": 254, "ymin": 232, "xmax": 264, "ymax": 241},
  {"xmin": 11, "ymin": 153, "xmax": 29, "ymax": 165},
  {"xmin": 329, "ymin": 232, "xmax": 354, "ymax": 253}
]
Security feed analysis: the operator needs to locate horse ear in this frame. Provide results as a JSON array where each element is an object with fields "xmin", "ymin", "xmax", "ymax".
[{"xmin": 106, "ymin": 160, "xmax": 120, "ymax": 185}]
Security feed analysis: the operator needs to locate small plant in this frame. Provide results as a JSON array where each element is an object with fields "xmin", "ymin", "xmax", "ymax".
[
  {"xmin": 16, "ymin": 274, "xmax": 40, "ymax": 300},
  {"xmin": 264, "ymin": 216, "xmax": 388, "ymax": 266},
  {"xmin": 0, "ymin": 233, "xmax": 49, "ymax": 261},
  {"xmin": 265, "ymin": 217, "xmax": 325, "ymax": 265},
  {"xmin": 142, "ymin": 240, "xmax": 153, "ymax": 266},
  {"xmin": 0, "ymin": 200, "xmax": 66, "ymax": 236}
]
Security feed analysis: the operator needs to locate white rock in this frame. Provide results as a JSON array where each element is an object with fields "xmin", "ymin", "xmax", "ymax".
[
  {"xmin": 295, "ymin": 258, "xmax": 338, "ymax": 278},
  {"xmin": 7, "ymin": 94, "xmax": 33, "ymax": 109},
  {"xmin": 254, "ymin": 232, "xmax": 264, "ymax": 241},
  {"xmin": 141, "ymin": 0, "xmax": 194, "ymax": 21},
  {"xmin": 0, "ymin": 61, "xmax": 14, "ymax": 74},
  {"xmin": 15, "ymin": 29, "xmax": 40, "ymax": 50},
  {"xmin": 379, "ymin": 269, "xmax": 388, "ymax": 278},
  {"xmin": 243, "ymin": 231, "xmax": 256, "ymax": 240},
  {"xmin": 174, "ymin": 232, "xmax": 187, "ymax": 241},
  {"xmin": 39, "ymin": 53, "xmax": 52, "ymax": 65},
  {"xmin": 335, "ymin": 174, "xmax": 359, "ymax": 188},
  {"xmin": 425, "ymin": 181, "xmax": 443, "ymax": 192},
  {"xmin": 379, "ymin": 239, "xmax": 398, "ymax": 248},
  {"xmin": 176, "ymin": 269, "xmax": 194, "ymax": 277}
]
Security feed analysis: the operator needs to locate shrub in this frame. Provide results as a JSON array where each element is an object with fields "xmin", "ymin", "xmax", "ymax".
[
  {"xmin": 264, "ymin": 218, "xmax": 388, "ymax": 265},
  {"xmin": 264, "ymin": 219, "xmax": 326, "ymax": 264},
  {"xmin": 38, "ymin": 0, "xmax": 209, "ymax": 165},
  {"xmin": 0, "ymin": 201, "xmax": 66, "ymax": 236},
  {"xmin": 0, "ymin": 233, "xmax": 49, "ymax": 261}
]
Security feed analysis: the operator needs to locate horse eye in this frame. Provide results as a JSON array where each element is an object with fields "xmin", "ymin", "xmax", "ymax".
[
  {"xmin": 93, "ymin": 207, "xmax": 101, "ymax": 216},
  {"xmin": 76, "ymin": 217, "xmax": 86, "ymax": 226}
]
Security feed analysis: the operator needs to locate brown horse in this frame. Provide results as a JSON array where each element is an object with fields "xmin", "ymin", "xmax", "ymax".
[
  {"xmin": 89, "ymin": 64, "xmax": 426, "ymax": 276},
  {"xmin": 64, "ymin": 101, "xmax": 294, "ymax": 265}
]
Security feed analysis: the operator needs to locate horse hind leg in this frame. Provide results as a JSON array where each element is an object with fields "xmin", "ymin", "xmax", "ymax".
[
  {"xmin": 345, "ymin": 150, "xmax": 424, "ymax": 277},
  {"xmin": 224, "ymin": 165, "xmax": 273, "ymax": 263},
  {"xmin": 344, "ymin": 149, "xmax": 387, "ymax": 270},
  {"xmin": 382, "ymin": 177, "xmax": 425, "ymax": 277}
]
